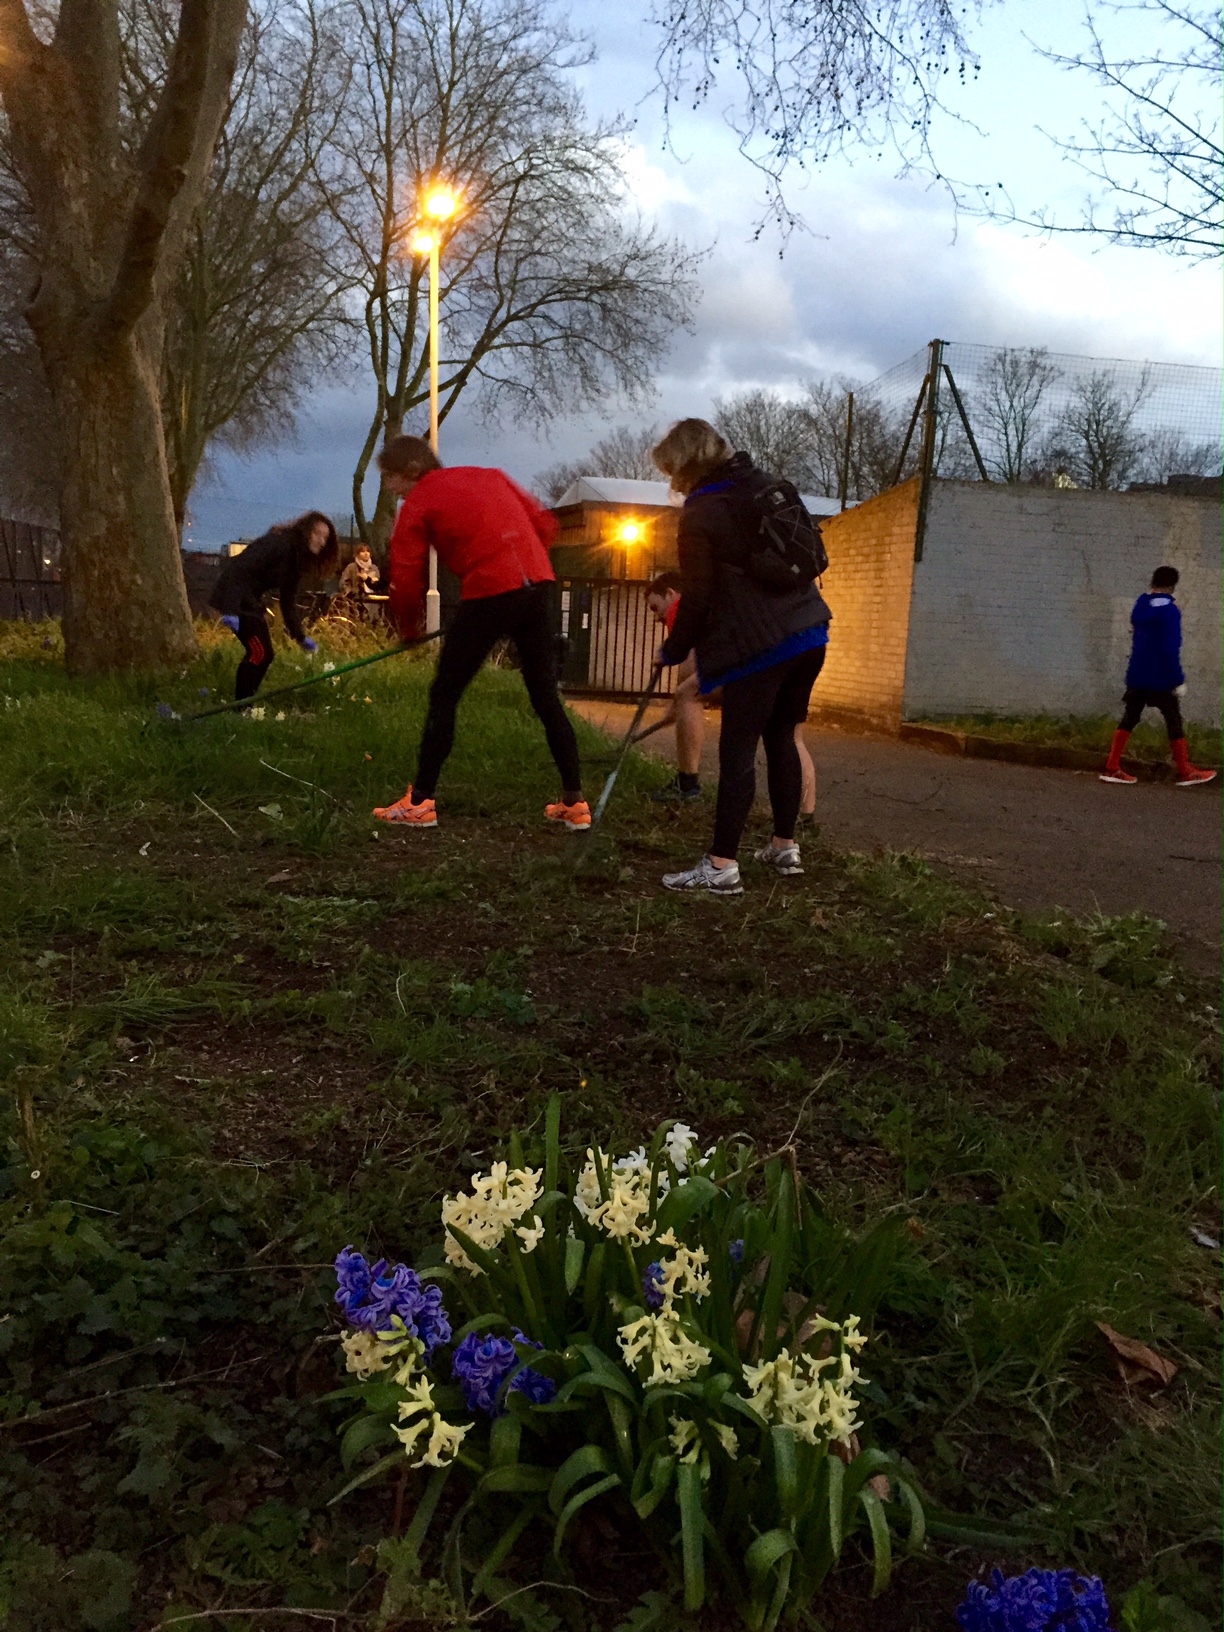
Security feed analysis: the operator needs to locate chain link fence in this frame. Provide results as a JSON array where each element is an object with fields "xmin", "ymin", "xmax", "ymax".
[{"xmin": 858, "ymin": 340, "xmax": 1223, "ymax": 494}]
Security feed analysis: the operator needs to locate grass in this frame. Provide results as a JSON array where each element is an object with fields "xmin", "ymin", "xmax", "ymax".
[
  {"xmin": 908, "ymin": 710, "xmax": 1222, "ymax": 766},
  {"xmin": 0, "ymin": 618, "xmax": 1220, "ymax": 1632}
]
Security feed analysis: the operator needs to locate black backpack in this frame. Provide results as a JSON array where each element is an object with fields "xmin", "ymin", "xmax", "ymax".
[{"xmin": 742, "ymin": 476, "xmax": 828, "ymax": 591}]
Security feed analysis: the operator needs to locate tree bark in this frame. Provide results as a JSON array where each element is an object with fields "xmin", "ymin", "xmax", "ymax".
[{"xmin": 0, "ymin": 0, "xmax": 247, "ymax": 675}]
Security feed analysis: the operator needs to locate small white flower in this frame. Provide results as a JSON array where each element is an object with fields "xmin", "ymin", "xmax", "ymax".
[
  {"xmin": 515, "ymin": 1214, "xmax": 545, "ymax": 1252},
  {"xmin": 341, "ymin": 1330, "xmax": 390, "ymax": 1379},
  {"xmin": 664, "ymin": 1123, "xmax": 698, "ymax": 1173},
  {"xmin": 618, "ymin": 1312, "xmax": 711, "ymax": 1386}
]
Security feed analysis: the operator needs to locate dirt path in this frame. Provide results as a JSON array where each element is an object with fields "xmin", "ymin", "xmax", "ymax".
[{"xmin": 573, "ymin": 699, "xmax": 1223, "ymax": 973}]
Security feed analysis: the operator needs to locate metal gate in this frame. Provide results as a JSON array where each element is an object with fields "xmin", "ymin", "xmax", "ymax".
[
  {"xmin": 0, "ymin": 518, "xmax": 61, "ymax": 620},
  {"xmin": 556, "ymin": 578, "xmax": 677, "ymax": 699}
]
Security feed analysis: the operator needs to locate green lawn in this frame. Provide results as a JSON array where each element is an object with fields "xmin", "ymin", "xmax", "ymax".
[
  {"xmin": 1, "ymin": 621, "xmax": 1220, "ymax": 1631},
  {"xmin": 909, "ymin": 710, "xmax": 1222, "ymax": 766}
]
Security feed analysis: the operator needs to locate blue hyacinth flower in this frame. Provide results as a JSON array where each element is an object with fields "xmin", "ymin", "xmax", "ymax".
[
  {"xmin": 955, "ymin": 1567, "xmax": 1112, "ymax": 1632},
  {"xmin": 451, "ymin": 1329, "xmax": 556, "ymax": 1416}
]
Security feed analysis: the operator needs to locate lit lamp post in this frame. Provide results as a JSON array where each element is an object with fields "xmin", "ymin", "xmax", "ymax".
[
  {"xmin": 411, "ymin": 185, "xmax": 459, "ymax": 634},
  {"xmin": 613, "ymin": 518, "xmax": 644, "ymax": 579}
]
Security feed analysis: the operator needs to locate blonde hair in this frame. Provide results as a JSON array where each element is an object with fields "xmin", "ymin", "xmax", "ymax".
[{"xmin": 651, "ymin": 418, "xmax": 734, "ymax": 495}]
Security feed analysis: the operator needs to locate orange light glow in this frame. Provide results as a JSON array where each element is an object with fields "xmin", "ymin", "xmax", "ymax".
[
  {"xmin": 411, "ymin": 230, "xmax": 438, "ymax": 255},
  {"xmin": 615, "ymin": 520, "xmax": 645, "ymax": 546},
  {"xmin": 424, "ymin": 187, "xmax": 458, "ymax": 220}
]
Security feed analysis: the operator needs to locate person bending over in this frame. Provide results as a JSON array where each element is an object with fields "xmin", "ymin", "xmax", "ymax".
[
  {"xmin": 1101, "ymin": 565, "xmax": 1215, "ymax": 788},
  {"xmin": 646, "ymin": 573, "xmax": 818, "ymax": 814},
  {"xmin": 210, "ymin": 512, "xmax": 337, "ymax": 700},
  {"xmin": 651, "ymin": 419, "xmax": 831, "ymax": 895},
  {"xmin": 372, "ymin": 435, "xmax": 588, "ymax": 830}
]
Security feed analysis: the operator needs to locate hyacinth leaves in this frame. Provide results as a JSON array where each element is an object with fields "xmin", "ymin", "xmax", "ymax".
[{"xmin": 327, "ymin": 1100, "xmax": 924, "ymax": 1630}]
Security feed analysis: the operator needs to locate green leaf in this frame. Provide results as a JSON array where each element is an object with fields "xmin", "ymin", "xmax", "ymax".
[
  {"xmin": 480, "ymin": 1464, "xmax": 554, "ymax": 1494},
  {"xmin": 827, "ymin": 1453, "xmax": 845, "ymax": 1560},
  {"xmin": 631, "ymin": 1451, "xmax": 676, "ymax": 1520},
  {"xmin": 471, "ymin": 1501, "xmax": 541, "ymax": 1601},
  {"xmin": 745, "ymin": 1528, "xmax": 798, "ymax": 1589},
  {"xmin": 771, "ymin": 1425, "xmax": 799, "ymax": 1520},
  {"xmin": 553, "ymin": 1472, "xmax": 621, "ymax": 1554},
  {"xmin": 548, "ymin": 1444, "xmax": 614, "ymax": 1516},
  {"xmin": 654, "ymin": 1175, "xmax": 719, "ymax": 1237},
  {"xmin": 756, "ymin": 1166, "xmax": 794, "ymax": 1360},
  {"xmin": 545, "ymin": 1092, "xmax": 561, "ymax": 1194},
  {"xmin": 575, "ymin": 1342, "xmax": 639, "ymax": 1403},
  {"xmin": 340, "ymin": 1411, "xmax": 396, "ymax": 1471},
  {"xmin": 583, "ymin": 1241, "xmax": 608, "ymax": 1325},
  {"xmin": 377, "ymin": 1465, "xmax": 452, "ymax": 1593},
  {"xmin": 894, "ymin": 1476, "xmax": 926, "ymax": 1556},
  {"xmin": 676, "ymin": 1462, "xmax": 706, "ymax": 1611},
  {"xmin": 858, "ymin": 1488, "xmax": 892, "ymax": 1596},
  {"xmin": 328, "ymin": 1448, "xmax": 405, "ymax": 1505},
  {"xmin": 564, "ymin": 1232, "xmax": 586, "ymax": 1294},
  {"xmin": 488, "ymin": 1412, "xmax": 521, "ymax": 1470}
]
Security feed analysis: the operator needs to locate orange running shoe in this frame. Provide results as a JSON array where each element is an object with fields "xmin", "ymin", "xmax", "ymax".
[
  {"xmin": 545, "ymin": 798, "xmax": 591, "ymax": 832},
  {"xmin": 373, "ymin": 788, "xmax": 438, "ymax": 827}
]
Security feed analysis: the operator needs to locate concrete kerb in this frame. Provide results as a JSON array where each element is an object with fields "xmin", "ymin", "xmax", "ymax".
[{"xmin": 898, "ymin": 723, "xmax": 1221, "ymax": 784}]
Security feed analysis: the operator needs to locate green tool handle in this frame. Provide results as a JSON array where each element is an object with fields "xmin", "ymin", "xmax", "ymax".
[
  {"xmin": 588, "ymin": 664, "xmax": 663, "ymax": 831},
  {"xmin": 175, "ymin": 630, "xmax": 441, "ymax": 725}
]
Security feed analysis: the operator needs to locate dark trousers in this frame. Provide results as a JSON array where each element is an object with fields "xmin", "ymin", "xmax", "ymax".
[
  {"xmin": 235, "ymin": 615, "xmax": 274, "ymax": 700},
  {"xmin": 712, "ymin": 646, "xmax": 825, "ymax": 859},
  {"xmin": 413, "ymin": 582, "xmax": 581, "ymax": 799},
  {"xmin": 1119, "ymin": 687, "xmax": 1184, "ymax": 739}
]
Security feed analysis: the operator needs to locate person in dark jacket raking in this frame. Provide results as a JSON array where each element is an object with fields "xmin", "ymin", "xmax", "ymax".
[
  {"xmin": 210, "ymin": 512, "xmax": 339, "ymax": 700},
  {"xmin": 1100, "ymin": 565, "xmax": 1215, "ymax": 787},
  {"xmin": 651, "ymin": 419, "xmax": 832, "ymax": 894}
]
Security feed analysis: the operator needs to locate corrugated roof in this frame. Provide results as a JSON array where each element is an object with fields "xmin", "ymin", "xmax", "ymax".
[{"xmin": 553, "ymin": 475, "xmax": 851, "ymax": 516}]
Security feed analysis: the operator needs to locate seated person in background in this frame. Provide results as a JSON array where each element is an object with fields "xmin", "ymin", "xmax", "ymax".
[{"xmin": 340, "ymin": 544, "xmax": 381, "ymax": 599}]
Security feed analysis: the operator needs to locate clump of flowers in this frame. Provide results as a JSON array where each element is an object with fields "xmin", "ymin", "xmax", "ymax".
[
  {"xmin": 334, "ymin": 1247, "xmax": 452, "ymax": 1356},
  {"xmin": 618, "ymin": 1312, "xmax": 712, "ymax": 1385},
  {"xmin": 441, "ymin": 1163, "xmax": 544, "ymax": 1272},
  {"xmin": 452, "ymin": 1330, "xmax": 557, "ymax": 1416},
  {"xmin": 741, "ymin": 1317, "xmax": 867, "ymax": 1448},
  {"xmin": 956, "ymin": 1568, "xmax": 1112, "ymax": 1632},
  {"xmin": 394, "ymin": 1373, "xmax": 470, "ymax": 1469}
]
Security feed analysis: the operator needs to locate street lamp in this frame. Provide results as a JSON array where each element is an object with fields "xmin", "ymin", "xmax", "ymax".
[{"xmin": 412, "ymin": 185, "xmax": 459, "ymax": 634}]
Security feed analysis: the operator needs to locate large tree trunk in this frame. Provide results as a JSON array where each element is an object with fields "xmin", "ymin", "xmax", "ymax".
[{"xmin": 46, "ymin": 325, "xmax": 197, "ymax": 673}]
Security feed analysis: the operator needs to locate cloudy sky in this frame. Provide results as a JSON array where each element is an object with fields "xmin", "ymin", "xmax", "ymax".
[{"xmin": 187, "ymin": 0, "xmax": 1222, "ymax": 547}]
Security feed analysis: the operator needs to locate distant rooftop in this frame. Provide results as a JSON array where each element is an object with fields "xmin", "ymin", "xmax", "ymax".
[{"xmin": 553, "ymin": 475, "xmax": 850, "ymax": 517}]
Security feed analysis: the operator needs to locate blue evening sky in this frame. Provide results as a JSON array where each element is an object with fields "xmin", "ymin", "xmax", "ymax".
[{"xmin": 186, "ymin": 0, "xmax": 1222, "ymax": 547}]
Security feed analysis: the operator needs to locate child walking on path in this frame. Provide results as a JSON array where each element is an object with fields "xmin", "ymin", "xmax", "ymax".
[
  {"xmin": 209, "ymin": 513, "xmax": 338, "ymax": 699},
  {"xmin": 1101, "ymin": 566, "xmax": 1216, "ymax": 788},
  {"xmin": 372, "ymin": 435, "xmax": 588, "ymax": 831}
]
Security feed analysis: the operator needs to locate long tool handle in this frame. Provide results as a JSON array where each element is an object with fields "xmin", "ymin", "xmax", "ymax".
[
  {"xmin": 588, "ymin": 664, "xmax": 663, "ymax": 833},
  {"xmin": 172, "ymin": 630, "xmax": 441, "ymax": 725}
]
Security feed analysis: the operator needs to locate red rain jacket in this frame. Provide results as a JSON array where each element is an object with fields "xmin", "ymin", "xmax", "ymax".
[{"xmin": 387, "ymin": 466, "xmax": 558, "ymax": 638}]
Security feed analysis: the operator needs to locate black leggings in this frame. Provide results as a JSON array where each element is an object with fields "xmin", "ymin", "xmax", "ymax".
[
  {"xmin": 413, "ymin": 582, "xmax": 581, "ymax": 799},
  {"xmin": 1119, "ymin": 687, "xmax": 1184, "ymax": 739},
  {"xmin": 712, "ymin": 646, "xmax": 825, "ymax": 859},
  {"xmin": 235, "ymin": 615, "xmax": 274, "ymax": 700}
]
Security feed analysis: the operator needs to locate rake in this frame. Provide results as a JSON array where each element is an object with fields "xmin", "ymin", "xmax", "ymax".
[
  {"xmin": 158, "ymin": 630, "xmax": 441, "ymax": 727},
  {"xmin": 580, "ymin": 663, "xmax": 663, "ymax": 846}
]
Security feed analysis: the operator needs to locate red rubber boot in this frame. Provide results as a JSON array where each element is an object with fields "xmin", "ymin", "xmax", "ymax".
[
  {"xmin": 1171, "ymin": 737, "xmax": 1217, "ymax": 788},
  {"xmin": 1100, "ymin": 729, "xmax": 1136, "ymax": 785}
]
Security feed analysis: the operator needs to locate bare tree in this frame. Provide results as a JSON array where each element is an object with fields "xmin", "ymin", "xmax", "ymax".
[
  {"xmin": 0, "ymin": 0, "xmax": 246, "ymax": 674},
  {"xmin": 974, "ymin": 347, "xmax": 1063, "ymax": 481},
  {"xmin": 713, "ymin": 388, "xmax": 814, "ymax": 484},
  {"xmin": 651, "ymin": 0, "xmax": 982, "ymax": 229},
  {"xmin": 801, "ymin": 378, "xmax": 915, "ymax": 499},
  {"xmin": 535, "ymin": 423, "xmax": 661, "ymax": 502},
  {"xmin": 1043, "ymin": 2, "xmax": 1221, "ymax": 258},
  {"xmin": 328, "ymin": 0, "xmax": 700, "ymax": 547},
  {"xmin": 159, "ymin": 2, "xmax": 356, "ymax": 530},
  {"xmin": 1133, "ymin": 427, "xmax": 1223, "ymax": 484},
  {"xmin": 1043, "ymin": 366, "xmax": 1153, "ymax": 488}
]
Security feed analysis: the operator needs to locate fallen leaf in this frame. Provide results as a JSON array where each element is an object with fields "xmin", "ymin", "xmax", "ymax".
[
  {"xmin": 138, "ymin": 841, "xmax": 151, "ymax": 857},
  {"xmin": 1190, "ymin": 1227, "xmax": 1220, "ymax": 1251},
  {"xmin": 265, "ymin": 870, "xmax": 295, "ymax": 886},
  {"xmin": 906, "ymin": 1217, "xmax": 925, "ymax": 1240},
  {"xmin": 867, "ymin": 1474, "xmax": 892, "ymax": 1501},
  {"xmin": 1097, "ymin": 1322, "xmax": 1178, "ymax": 1387},
  {"xmin": 831, "ymin": 1433, "xmax": 861, "ymax": 1466}
]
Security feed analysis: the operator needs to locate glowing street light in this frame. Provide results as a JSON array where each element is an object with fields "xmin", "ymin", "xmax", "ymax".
[
  {"xmin": 615, "ymin": 519, "xmax": 644, "ymax": 546},
  {"xmin": 412, "ymin": 184, "xmax": 460, "ymax": 633}
]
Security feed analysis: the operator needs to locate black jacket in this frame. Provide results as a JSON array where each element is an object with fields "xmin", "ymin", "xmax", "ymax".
[
  {"xmin": 210, "ymin": 529, "xmax": 311, "ymax": 643},
  {"xmin": 660, "ymin": 453, "xmax": 831, "ymax": 685}
]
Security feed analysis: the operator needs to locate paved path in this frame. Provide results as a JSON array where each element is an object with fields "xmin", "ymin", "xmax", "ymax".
[{"xmin": 573, "ymin": 700, "xmax": 1223, "ymax": 973}]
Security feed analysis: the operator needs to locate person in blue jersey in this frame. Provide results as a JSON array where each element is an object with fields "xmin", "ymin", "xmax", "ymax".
[
  {"xmin": 1101, "ymin": 565, "xmax": 1215, "ymax": 788},
  {"xmin": 650, "ymin": 418, "xmax": 831, "ymax": 894}
]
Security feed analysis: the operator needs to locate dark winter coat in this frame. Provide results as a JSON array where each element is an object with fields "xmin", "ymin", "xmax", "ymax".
[
  {"xmin": 210, "ymin": 529, "xmax": 312, "ymax": 643},
  {"xmin": 1125, "ymin": 592, "xmax": 1184, "ymax": 691},
  {"xmin": 660, "ymin": 452, "xmax": 831, "ymax": 685}
]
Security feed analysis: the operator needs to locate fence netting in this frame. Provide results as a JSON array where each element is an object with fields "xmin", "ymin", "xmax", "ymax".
[{"xmin": 856, "ymin": 341, "xmax": 1223, "ymax": 495}]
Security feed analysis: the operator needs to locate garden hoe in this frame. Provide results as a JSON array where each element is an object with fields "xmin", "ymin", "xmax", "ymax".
[
  {"xmin": 574, "ymin": 664, "xmax": 662, "ymax": 866},
  {"xmin": 154, "ymin": 631, "xmax": 441, "ymax": 729}
]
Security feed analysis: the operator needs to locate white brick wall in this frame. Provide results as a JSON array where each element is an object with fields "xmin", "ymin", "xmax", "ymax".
[{"xmin": 904, "ymin": 483, "xmax": 1223, "ymax": 726}]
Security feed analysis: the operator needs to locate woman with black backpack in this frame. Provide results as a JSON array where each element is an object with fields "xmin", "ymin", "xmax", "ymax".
[{"xmin": 651, "ymin": 419, "xmax": 831, "ymax": 895}]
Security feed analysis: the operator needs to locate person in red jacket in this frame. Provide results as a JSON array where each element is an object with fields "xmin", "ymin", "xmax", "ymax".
[{"xmin": 372, "ymin": 434, "xmax": 588, "ymax": 830}]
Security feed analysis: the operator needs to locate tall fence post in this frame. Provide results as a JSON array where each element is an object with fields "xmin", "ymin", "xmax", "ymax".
[
  {"xmin": 913, "ymin": 337, "xmax": 945, "ymax": 562},
  {"xmin": 838, "ymin": 391, "xmax": 855, "ymax": 511}
]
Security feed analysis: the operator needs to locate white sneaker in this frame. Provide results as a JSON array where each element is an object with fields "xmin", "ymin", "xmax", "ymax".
[
  {"xmin": 661, "ymin": 855, "xmax": 743, "ymax": 895},
  {"xmin": 754, "ymin": 842, "xmax": 803, "ymax": 876}
]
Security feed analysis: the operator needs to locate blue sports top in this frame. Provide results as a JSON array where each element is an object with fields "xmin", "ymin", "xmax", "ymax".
[{"xmin": 1126, "ymin": 593, "xmax": 1183, "ymax": 691}]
